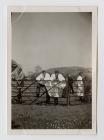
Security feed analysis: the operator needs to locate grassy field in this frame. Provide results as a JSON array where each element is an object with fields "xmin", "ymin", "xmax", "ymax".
[
  {"xmin": 12, "ymin": 103, "xmax": 92, "ymax": 129},
  {"xmin": 11, "ymin": 66, "xmax": 92, "ymax": 129}
]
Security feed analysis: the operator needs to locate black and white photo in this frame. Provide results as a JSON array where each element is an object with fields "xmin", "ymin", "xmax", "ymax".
[{"xmin": 7, "ymin": 6, "xmax": 97, "ymax": 134}]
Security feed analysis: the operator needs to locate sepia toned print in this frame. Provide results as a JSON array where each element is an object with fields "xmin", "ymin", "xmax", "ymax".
[{"xmin": 7, "ymin": 6, "xmax": 97, "ymax": 134}]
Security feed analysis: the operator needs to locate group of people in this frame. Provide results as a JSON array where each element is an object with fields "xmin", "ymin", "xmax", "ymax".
[
  {"xmin": 36, "ymin": 70, "xmax": 66, "ymax": 105},
  {"xmin": 12, "ymin": 66, "xmax": 85, "ymax": 104},
  {"xmin": 36, "ymin": 70, "xmax": 85, "ymax": 105}
]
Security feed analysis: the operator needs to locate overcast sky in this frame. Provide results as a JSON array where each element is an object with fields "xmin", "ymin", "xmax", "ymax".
[{"xmin": 12, "ymin": 12, "xmax": 92, "ymax": 74}]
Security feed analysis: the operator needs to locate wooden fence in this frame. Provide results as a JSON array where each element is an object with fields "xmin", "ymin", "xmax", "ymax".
[{"xmin": 12, "ymin": 79, "xmax": 92, "ymax": 105}]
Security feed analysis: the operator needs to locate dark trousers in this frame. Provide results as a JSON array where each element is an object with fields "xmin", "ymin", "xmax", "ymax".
[
  {"xmin": 54, "ymin": 97, "xmax": 58, "ymax": 105},
  {"xmin": 80, "ymin": 96, "xmax": 85, "ymax": 103},
  {"xmin": 17, "ymin": 88, "xmax": 22, "ymax": 103},
  {"xmin": 69, "ymin": 84, "xmax": 74, "ymax": 94},
  {"xmin": 17, "ymin": 81, "xmax": 24, "ymax": 103},
  {"xmin": 36, "ymin": 83, "xmax": 50, "ymax": 104}
]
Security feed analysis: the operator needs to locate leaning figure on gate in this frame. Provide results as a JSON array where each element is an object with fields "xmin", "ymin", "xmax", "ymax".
[
  {"xmin": 36, "ymin": 70, "xmax": 51, "ymax": 104},
  {"xmin": 49, "ymin": 70, "xmax": 66, "ymax": 105},
  {"xmin": 12, "ymin": 66, "xmax": 25, "ymax": 103}
]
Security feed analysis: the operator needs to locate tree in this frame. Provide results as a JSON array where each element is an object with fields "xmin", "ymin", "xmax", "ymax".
[
  {"xmin": 34, "ymin": 65, "xmax": 42, "ymax": 74},
  {"xmin": 27, "ymin": 71, "xmax": 34, "ymax": 79}
]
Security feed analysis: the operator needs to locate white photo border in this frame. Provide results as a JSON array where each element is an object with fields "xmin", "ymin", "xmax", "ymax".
[{"xmin": 7, "ymin": 6, "xmax": 97, "ymax": 135}]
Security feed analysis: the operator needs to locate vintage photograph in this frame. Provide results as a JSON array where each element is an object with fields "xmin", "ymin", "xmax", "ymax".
[{"xmin": 8, "ymin": 6, "xmax": 97, "ymax": 134}]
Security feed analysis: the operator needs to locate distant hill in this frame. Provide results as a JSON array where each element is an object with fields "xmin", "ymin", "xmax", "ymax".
[
  {"xmin": 47, "ymin": 66, "xmax": 91, "ymax": 79},
  {"xmin": 27, "ymin": 66, "xmax": 92, "ymax": 80},
  {"xmin": 47, "ymin": 66, "xmax": 91, "ymax": 74}
]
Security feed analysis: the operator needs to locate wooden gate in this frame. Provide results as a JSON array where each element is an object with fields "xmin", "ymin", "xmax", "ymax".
[{"xmin": 12, "ymin": 79, "xmax": 91, "ymax": 105}]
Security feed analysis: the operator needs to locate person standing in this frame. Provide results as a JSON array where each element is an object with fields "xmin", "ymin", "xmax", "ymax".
[
  {"xmin": 77, "ymin": 72, "xmax": 84, "ymax": 103},
  {"xmin": 50, "ymin": 70, "xmax": 66, "ymax": 105},
  {"xmin": 36, "ymin": 70, "xmax": 51, "ymax": 104},
  {"xmin": 68, "ymin": 74, "xmax": 74, "ymax": 94},
  {"xmin": 12, "ymin": 67, "xmax": 25, "ymax": 103}
]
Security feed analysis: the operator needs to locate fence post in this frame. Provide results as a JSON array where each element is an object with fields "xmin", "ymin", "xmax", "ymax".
[
  {"xmin": 66, "ymin": 77, "xmax": 70, "ymax": 106},
  {"xmin": 17, "ymin": 80, "xmax": 23, "ymax": 104}
]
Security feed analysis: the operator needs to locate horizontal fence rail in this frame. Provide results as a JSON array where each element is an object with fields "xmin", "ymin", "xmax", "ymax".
[{"xmin": 12, "ymin": 79, "xmax": 92, "ymax": 105}]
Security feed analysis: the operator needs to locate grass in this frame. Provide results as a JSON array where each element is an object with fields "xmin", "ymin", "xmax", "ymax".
[{"xmin": 12, "ymin": 103, "xmax": 92, "ymax": 129}]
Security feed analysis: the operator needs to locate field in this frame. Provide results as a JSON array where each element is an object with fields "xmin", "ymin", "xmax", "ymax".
[
  {"xmin": 12, "ymin": 102, "xmax": 92, "ymax": 129},
  {"xmin": 12, "ymin": 66, "xmax": 92, "ymax": 129}
]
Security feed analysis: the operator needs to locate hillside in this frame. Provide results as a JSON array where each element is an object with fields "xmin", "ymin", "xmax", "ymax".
[
  {"xmin": 27, "ymin": 66, "xmax": 92, "ymax": 80},
  {"xmin": 47, "ymin": 66, "xmax": 91, "ymax": 74},
  {"xmin": 47, "ymin": 66, "xmax": 92, "ymax": 80}
]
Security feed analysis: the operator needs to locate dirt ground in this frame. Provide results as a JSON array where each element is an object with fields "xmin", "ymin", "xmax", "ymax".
[{"xmin": 12, "ymin": 102, "xmax": 92, "ymax": 129}]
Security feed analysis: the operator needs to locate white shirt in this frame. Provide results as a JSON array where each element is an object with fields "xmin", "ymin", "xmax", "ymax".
[
  {"xmin": 12, "ymin": 67, "xmax": 18, "ymax": 79},
  {"xmin": 77, "ymin": 75, "xmax": 84, "ymax": 96},
  {"xmin": 50, "ymin": 73, "xmax": 66, "ymax": 89},
  {"xmin": 36, "ymin": 73, "xmax": 51, "ymax": 88},
  {"xmin": 17, "ymin": 71, "xmax": 25, "ymax": 80},
  {"xmin": 50, "ymin": 74, "xmax": 65, "ymax": 81},
  {"xmin": 77, "ymin": 75, "xmax": 83, "ymax": 86},
  {"xmin": 36, "ymin": 73, "xmax": 50, "ymax": 81},
  {"xmin": 12, "ymin": 67, "xmax": 25, "ymax": 80}
]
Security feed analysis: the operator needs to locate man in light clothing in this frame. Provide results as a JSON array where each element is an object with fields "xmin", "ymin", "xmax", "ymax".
[
  {"xmin": 12, "ymin": 66, "xmax": 25, "ymax": 103},
  {"xmin": 36, "ymin": 70, "xmax": 51, "ymax": 104},
  {"xmin": 50, "ymin": 70, "xmax": 66, "ymax": 105},
  {"xmin": 77, "ymin": 72, "xmax": 84, "ymax": 102}
]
